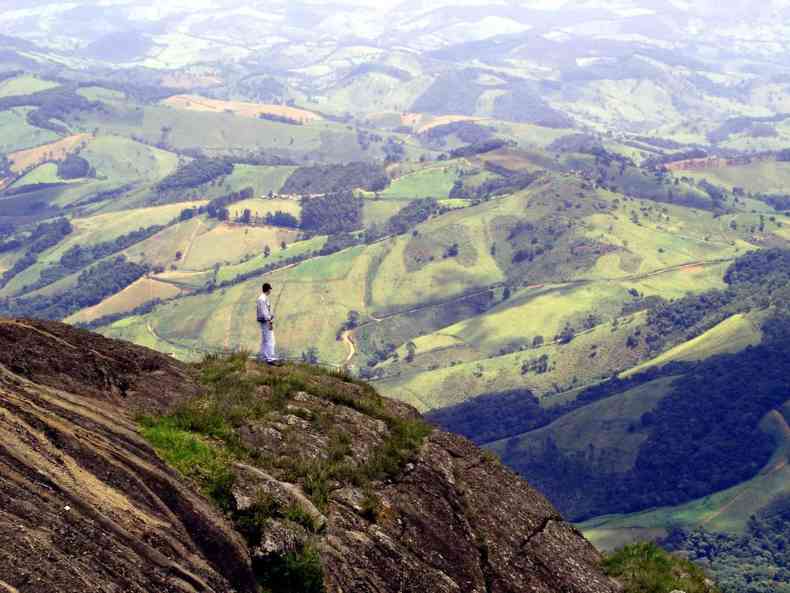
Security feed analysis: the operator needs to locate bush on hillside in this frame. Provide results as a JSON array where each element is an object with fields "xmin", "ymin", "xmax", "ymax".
[
  {"xmin": 604, "ymin": 542, "xmax": 718, "ymax": 593},
  {"xmin": 265, "ymin": 211, "xmax": 299, "ymax": 228},
  {"xmin": 57, "ymin": 154, "xmax": 91, "ymax": 179}
]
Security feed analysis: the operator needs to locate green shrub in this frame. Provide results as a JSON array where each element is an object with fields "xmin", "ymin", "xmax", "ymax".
[
  {"xmin": 604, "ymin": 542, "xmax": 718, "ymax": 593},
  {"xmin": 139, "ymin": 415, "xmax": 236, "ymax": 510},
  {"xmin": 257, "ymin": 545, "xmax": 325, "ymax": 593}
]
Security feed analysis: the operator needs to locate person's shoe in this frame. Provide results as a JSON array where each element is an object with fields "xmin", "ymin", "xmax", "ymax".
[{"xmin": 266, "ymin": 360, "xmax": 284, "ymax": 367}]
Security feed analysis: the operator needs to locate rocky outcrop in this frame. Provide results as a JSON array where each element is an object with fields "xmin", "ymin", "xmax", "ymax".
[
  {"xmin": 0, "ymin": 318, "xmax": 620, "ymax": 593},
  {"xmin": 0, "ymin": 318, "xmax": 255, "ymax": 593},
  {"xmin": 321, "ymin": 431, "xmax": 619, "ymax": 593}
]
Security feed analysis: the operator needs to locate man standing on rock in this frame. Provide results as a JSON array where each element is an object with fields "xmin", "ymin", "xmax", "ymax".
[{"xmin": 257, "ymin": 283, "xmax": 281, "ymax": 366}]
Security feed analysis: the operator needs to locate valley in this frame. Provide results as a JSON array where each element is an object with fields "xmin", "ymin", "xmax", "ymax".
[{"xmin": 0, "ymin": 2, "xmax": 789, "ymax": 591}]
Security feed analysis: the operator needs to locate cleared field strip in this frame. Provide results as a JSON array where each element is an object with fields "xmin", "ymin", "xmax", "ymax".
[
  {"xmin": 620, "ymin": 312, "xmax": 763, "ymax": 378},
  {"xmin": 8, "ymin": 134, "xmax": 91, "ymax": 173},
  {"xmin": 162, "ymin": 95, "xmax": 322, "ymax": 124}
]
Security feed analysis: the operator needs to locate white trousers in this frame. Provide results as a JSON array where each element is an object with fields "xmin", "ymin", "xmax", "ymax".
[{"xmin": 259, "ymin": 323, "xmax": 277, "ymax": 362}]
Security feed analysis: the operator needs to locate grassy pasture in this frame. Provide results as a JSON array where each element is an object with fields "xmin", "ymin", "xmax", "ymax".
[
  {"xmin": 181, "ymin": 223, "xmax": 301, "ymax": 271},
  {"xmin": 67, "ymin": 276, "xmax": 184, "ymax": 324},
  {"xmin": 11, "ymin": 162, "xmax": 64, "ymax": 186},
  {"xmin": 490, "ymin": 122, "xmax": 573, "ymax": 148},
  {"xmin": 162, "ymin": 95, "xmax": 322, "ymax": 123},
  {"xmin": 219, "ymin": 166, "xmax": 297, "ymax": 198},
  {"xmin": 123, "ymin": 217, "xmax": 212, "ymax": 271},
  {"xmin": 227, "ymin": 197, "xmax": 300, "ymax": 220},
  {"xmin": 368, "ymin": 195, "xmax": 516, "ymax": 313},
  {"xmin": 215, "ymin": 235, "xmax": 326, "ymax": 284},
  {"xmin": 486, "ymin": 375, "xmax": 679, "ymax": 473},
  {"xmin": 80, "ymin": 103, "xmax": 371, "ymax": 161},
  {"xmin": 680, "ymin": 160, "xmax": 790, "ymax": 195},
  {"xmin": 80, "ymin": 135, "xmax": 179, "ymax": 184},
  {"xmin": 398, "ymin": 282, "xmax": 626, "ymax": 362},
  {"xmin": 582, "ymin": 207, "xmax": 744, "ymax": 278},
  {"xmin": 379, "ymin": 164, "xmax": 461, "ymax": 199},
  {"xmin": 0, "ymin": 108, "xmax": 59, "ymax": 153},
  {"xmin": 8, "ymin": 133, "xmax": 90, "ymax": 173},
  {"xmin": 363, "ymin": 199, "xmax": 407, "ymax": 227},
  {"xmin": 77, "ymin": 86, "xmax": 127, "ymax": 102},
  {"xmin": 374, "ymin": 313, "xmax": 647, "ymax": 411},
  {"xmin": 155, "ymin": 270, "xmax": 215, "ymax": 290},
  {"xmin": 370, "ymin": 248, "xmax": 731, "ymax": 411},
  {"xmin": 621, "ymin": 312, "xmax": 764, "ymax": 378},
  {"xmin": 0, "ymin": 74, "xmax": 59, "ymax": 97}
]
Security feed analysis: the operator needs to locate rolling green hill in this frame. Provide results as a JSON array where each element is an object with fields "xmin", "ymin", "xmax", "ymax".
[{"xmin": 0, "ymin": 48, "xmax": 788, "ymax": 593}]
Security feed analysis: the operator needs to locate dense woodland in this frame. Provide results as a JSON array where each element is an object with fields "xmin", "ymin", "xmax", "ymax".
[
  {"xmin": 501, "ymin": 339, "xmax": 789, "ymax": 521},
  {"xmin": 281, "ymin": 162, "xmax": 389, "ymax": 194},
  {"xmin": 204, "ymin": 187, "xmax": 255, "ymax": 220},
  {"xmin": 383, "ymin": 198, "xmax": 440, "ymax": 235},
  {"xmin": 17, "ymin": 224, "xmax": 166, "ymax": 295},
  {"xmin": 419, "ymin": 121, "xmax": 493, "ymax": 145},
  {"xmin": 1, "ymin": 256, "xmax": 147, "ymax": 320},
  {"xmin": 0, "ymin": 218, "xmax": 72, "ymax": 289},
  {"xmin": 663, "ymin": 496, "xmax": 790, "ymax": 593},
  {"xmin": 156, "ymin": 158, "xmax": 234, "ymax": 191},
  {"xmin": 299, "ymin": 191, "xmax": 363, "ymax": 235}
]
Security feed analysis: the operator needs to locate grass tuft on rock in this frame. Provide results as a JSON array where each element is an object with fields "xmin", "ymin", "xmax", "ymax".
[
  {"xmin": 603, "ymin": 542, "xmax": 719, "ymax": 593},
  {"xmin": 139, "ymin": 353, "xmax": 434, "ymax": 593}
]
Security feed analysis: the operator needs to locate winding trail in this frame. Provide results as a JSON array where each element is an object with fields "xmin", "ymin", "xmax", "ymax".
[
  {"xmin": 178, "ymin": 219, "xmax": 205, "ymax": 268},
  {"xmin": 340, "ymin": 330, "xmax": 356, "ymax": 365}
]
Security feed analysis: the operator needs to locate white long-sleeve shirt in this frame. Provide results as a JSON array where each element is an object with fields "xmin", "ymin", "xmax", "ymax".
[{"xmin": 256, "ymin": 293, "xmax": 274, "ymax": 323}]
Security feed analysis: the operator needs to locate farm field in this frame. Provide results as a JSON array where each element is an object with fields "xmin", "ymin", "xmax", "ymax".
[
  {"xmin": 8, "ymin": 134, "xmax": 91, "ymax": 173},
  {"xmin": 0, "ymin": 201, "xmax": 207, "ymax": 297},
  {"xmin": 162, "ymin": 95, "xmax": 322, "ymax": 123},
  {"xmin": 103, "ymin": 242, "xmax": 380, "ymax": 364},
  {"xmin": 0, "ymin": 108, "xmax": 59, "ymax": 153},
  {"xmin": 66, "ymin": 276, "xmax": 185, "ymax": 324},
  {"xmin": 379, "ymin": 164, "xmax": 462, "ymax": 199},
  {"xmin": 0, "ymin": 74, "xmax": 59, "ymax": 97},
  {"xmin": 180, "ymin": 223, "xmax": 301, "ymax": 271},
  {"xmin": 680, "ymin": 160, "xmax": 790, "ymax": 194}
]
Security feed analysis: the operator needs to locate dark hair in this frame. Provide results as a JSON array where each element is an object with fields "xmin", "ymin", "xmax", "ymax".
[{"xmin": 262, "ymin": 283, "xmax": 272, "ymax": 292}]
